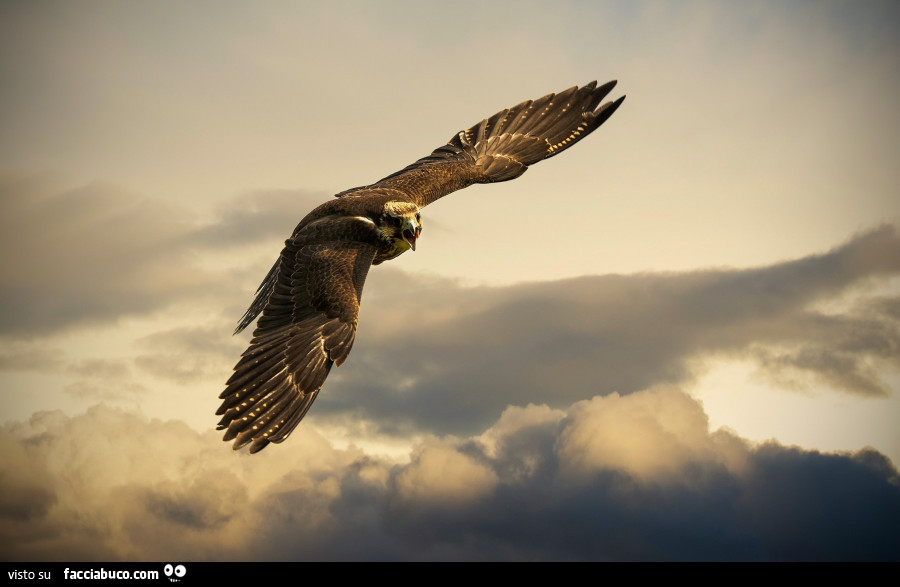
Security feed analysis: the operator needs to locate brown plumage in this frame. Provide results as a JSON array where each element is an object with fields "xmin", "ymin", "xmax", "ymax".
[{"xmin": 217, "ymin": 80, "xmax": 625, "ymax": 452}]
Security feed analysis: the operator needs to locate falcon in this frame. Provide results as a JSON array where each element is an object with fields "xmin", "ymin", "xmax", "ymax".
[{"xmin": 217, "ymin": 80, "xmax": 625, "ymax": 452}]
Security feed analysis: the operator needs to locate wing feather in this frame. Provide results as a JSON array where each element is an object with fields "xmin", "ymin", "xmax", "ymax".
[
  {"xmin": 334, "ymin": 80, "xmax": 624, "ymax": 207},
  {"xmin": 218, "ymin": 216, "xmax": 380, "ymax": 452}
]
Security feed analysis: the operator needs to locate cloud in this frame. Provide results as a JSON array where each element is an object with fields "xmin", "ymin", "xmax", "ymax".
[
  {"xmin": 0, "ymin": 346, "xmax": 65, "ymax": 373},
  {"xmin": 6, "ymin": 200, "xmax": 894, "ymax": 441},
  {"xmin": 1, "ymin": 172, "xmax": 896, "ymax": 560},
  {"xmin": 63, "ymin": 358, "xmax": 147, "ymax": 403},
  {"xmin": 0, "ymin": 429, "xmax": 56, "ymax": 522},
  {"xmin": 134, "ymin": 325, "xmax": 246, "ymax": 385},
  {"xmin": 317, "ymin": 225, "xmax": 900, "ymax": 436},
  {"xmin": 0, "ymin": 177, "xmax": 215, "ymax": 335},
  {"xmin": 0, "ymin": 174, "xmax": 323, "ymax": 336},
  {"xmin": 2, "ymin": 2, "xmax": 898, "ymax": 562},
  {"xmin": 394, "ymin": 440, "xmax": 499, "ymax": 507},
  {"xmin": 2, "ymin": 390, "xmax": 897, "ymax": 561},
  {"xmin": 182, "ymin": 189, "xmax": 326, "ymax": 250},
  {"xmin": 556, "ymin": 387, "xmax": 745, "ymax": 483},
  {"xmin": 2, "ymin": 173, "xmax": 896, "ymax": 451}
]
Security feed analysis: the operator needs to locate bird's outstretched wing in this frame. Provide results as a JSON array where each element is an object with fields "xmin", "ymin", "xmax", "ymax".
[
  {"xmin": 221, "ymin": 80, "xmax": 625, "ymax": 452},
  {"xmin": 336, "ymin": 80, "xmax": 625, "ymax": 207},
  {"xmin": 217, "ymin": 216, "xmax": 380, "ymax": 453}
]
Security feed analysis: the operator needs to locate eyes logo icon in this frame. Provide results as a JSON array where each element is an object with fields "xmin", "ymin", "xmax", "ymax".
[{"xmin": 163, "ymin": 564, "xmax": 186, "ymax": 582}]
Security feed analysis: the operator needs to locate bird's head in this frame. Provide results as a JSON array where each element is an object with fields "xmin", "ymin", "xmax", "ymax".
[{"xmin": 380, "ymin": 201, "xmax": 422, "ymax": 252}]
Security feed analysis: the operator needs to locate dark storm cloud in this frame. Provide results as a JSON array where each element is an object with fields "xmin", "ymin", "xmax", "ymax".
[
  {"xmin": 3, "ymin": 393, "xmax": 897, "ymax": 561},
  {"xmin": 315, "ymin": 225, "xmax": 900, "ymax": 436},
  {"xmin": 0, "ymin": 175, "xmax": 322, "ymax": 336}
]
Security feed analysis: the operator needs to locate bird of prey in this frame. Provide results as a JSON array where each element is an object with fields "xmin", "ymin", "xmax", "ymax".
[{"xmin": 217, "ymin": 80, "xmax": 625, "ymax": 453}]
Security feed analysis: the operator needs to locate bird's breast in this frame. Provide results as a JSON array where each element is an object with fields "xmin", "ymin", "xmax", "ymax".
[{"xmin": 373, "ymin": 238, "xmax": 411, "ymax": 265}]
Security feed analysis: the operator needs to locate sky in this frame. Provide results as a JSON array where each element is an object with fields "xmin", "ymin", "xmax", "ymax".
[{"xmin": 1, "ymin": 0, "xmax": 899, "ymax": 561}]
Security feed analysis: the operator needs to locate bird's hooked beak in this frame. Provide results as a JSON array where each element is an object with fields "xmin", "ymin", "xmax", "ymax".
[{"xmin": 401, "ymin": 217, "xmax": 421, "ymax": 251}]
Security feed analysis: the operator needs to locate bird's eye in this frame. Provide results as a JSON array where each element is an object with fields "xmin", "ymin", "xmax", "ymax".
[{"xmin": 415, "ymin": 213, "xmax": 421, "ymax": 221}]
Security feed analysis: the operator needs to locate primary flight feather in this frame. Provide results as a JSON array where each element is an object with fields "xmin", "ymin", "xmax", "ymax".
[{"xmin": 217, "ymin": 80, "xmax": 625, "ymax": 452}]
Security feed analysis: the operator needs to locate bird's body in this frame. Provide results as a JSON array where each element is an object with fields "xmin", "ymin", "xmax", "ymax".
[{"xmin": 217, "ymin": 80, "xmax": 625, "ymax": 452}]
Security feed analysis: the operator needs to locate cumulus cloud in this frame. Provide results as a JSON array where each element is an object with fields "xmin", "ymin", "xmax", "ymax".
[
  {"xmin": 0, "ymin": 405, "xmax": 362, "ymax": 560},
  {"xmin": 1, "ymin": 390, "xmax": 897, "ymax": 561},
  {"xmin": 1, "ymin": 176, "xmax": 897, "ymax": 560},
  {"xmin": 395, "ymin": 440, "xmax": 499, "ymax": 507},
  {"xmin": 556, "ymin": 387, "xmax": 746, "ymax": 483}
]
